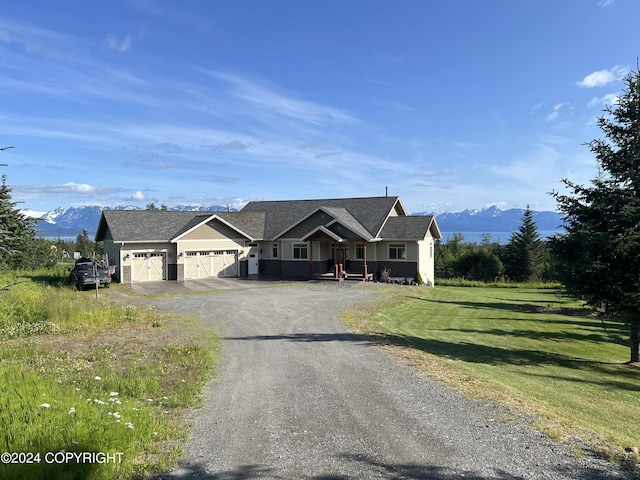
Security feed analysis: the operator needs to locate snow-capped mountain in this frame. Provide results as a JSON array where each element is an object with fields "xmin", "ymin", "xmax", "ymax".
[
  {"xmin": 27, "ymin": 204, "xmax": 234, "ymax": 238},
  {"xmin": 414, "ymin": 206, "xmax": 563, "ymax": 233}
]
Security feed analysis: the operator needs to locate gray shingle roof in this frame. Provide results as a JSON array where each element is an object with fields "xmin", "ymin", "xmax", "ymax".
[
  {"xmin": 215, "ymin": 212, "xmax": 266, "ymax": 240},
  {"xmin": 241, "ymin": 196, "xmax": 402, "ymax": 239},
  {"xmin": 320, "ymin": 207, "xmax": 373, "ymax": 240},
  {"xmin": 97, "ymin": 210, "xmax": 215, "ymax": 242},
  {"xmin": 379, "ymin": 216, "xmax": 441, "ymax": 240},
  {"xmin": 95, "ymin": 197, "xmax": 439, "ymax": 244}
]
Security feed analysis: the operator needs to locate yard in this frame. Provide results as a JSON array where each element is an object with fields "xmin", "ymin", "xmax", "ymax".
[
  {"xmin": 343, "ymin": 285, "xmax": 640, "ymax": 463},
  {"xmin": 0, "ymin": 269, "xmax": 219, "ymax": 480}
]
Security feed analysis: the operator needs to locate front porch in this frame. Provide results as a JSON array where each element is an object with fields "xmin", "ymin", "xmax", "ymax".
[{"xmin": 303, "ymin": 231, "xmax": 372, "ymax": 280}]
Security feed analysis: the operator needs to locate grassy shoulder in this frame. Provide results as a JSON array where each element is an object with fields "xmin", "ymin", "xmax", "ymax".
[
  {"xmin": 343, "ymin": 284, "xmax": 640, "ymax": 466},
  {"xmin": 0, "ymin": 267, "xmax": 219, "ymax": 480}
]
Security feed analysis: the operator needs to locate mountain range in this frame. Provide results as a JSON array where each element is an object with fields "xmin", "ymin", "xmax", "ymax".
[
  {"xmin": 24, "ymin": 204, "xmax": 565, "ymax": 240},
  {"xmin": 25, "ymin": 205, "xmax": 232, "ymax": 238}
]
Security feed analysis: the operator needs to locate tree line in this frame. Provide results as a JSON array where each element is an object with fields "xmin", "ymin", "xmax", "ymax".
[{"xmin": 435, "ymin": 207, "xmax": 552, "ymax": 283}]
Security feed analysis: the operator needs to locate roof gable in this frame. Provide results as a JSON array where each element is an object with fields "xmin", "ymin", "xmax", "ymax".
[
  {"xmin": 172, "ymin": 212, "xmax": 265, "ymax": 242},
  {"xmin": 96, "ymin": 210, "xmax": 211, "ymax": 242},
  {"xmin": 379, "ymin": 216, "xmax": 442, "ymax": 240},
  {"xmin": 241, "ymin": 196, "xmax": 401, "ymax": 240}
]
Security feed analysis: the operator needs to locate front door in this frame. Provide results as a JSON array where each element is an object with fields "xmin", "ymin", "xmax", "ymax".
[
  {"xmin": 248, "ymin": 247, "xmax": 259, "ymax": 275},
  {"xmin": 333, "ymin": 244, "xmax": 349, "ymax": 267}
]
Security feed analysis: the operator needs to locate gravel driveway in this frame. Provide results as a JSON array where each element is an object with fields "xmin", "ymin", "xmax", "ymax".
[{"xmin": 142, "ymin": 280, "xmax": 635, "ymax": 480}]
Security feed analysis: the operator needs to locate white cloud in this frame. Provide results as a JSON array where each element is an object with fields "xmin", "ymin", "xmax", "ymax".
[
  {"xmin": 587, "ymin": 93, "xmax": 619, "ymax": 108},
  {"xmin": 546, "ymin": 103, "xmax": 568, "ymax": 122},
  {"xmin": 127, "ymin": 191, "xmax": 145, "ymax": 201},
  {"xmin": 106, "ymin": 34, "xmax": 132, "ymax": 52},
  {"xmin": 576, "ymin": 65, "xmax": 628, "ymax": 88},
  {"xmin": 598, "ymin": 0, "xmax": 615, "ymax": 7}
]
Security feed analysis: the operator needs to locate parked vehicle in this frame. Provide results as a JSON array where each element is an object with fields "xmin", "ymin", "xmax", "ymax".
[{"xmin": 69, "ymin": 257, "xmax": 111, "ymax": 290}]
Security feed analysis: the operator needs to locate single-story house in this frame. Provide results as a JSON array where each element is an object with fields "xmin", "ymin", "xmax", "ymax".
[{"xmin": 95, "ymin": 196, "xmax": 441, "ymax": 285}]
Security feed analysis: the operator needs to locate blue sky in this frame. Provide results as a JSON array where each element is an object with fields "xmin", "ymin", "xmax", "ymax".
[{"xmin": 1, "ymin": 0, "xmax": 639, "ymax": 215}]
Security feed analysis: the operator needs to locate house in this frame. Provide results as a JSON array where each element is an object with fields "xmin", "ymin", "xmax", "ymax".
[{"xmin": 95, "ymin": 196, "xmax": 441, "ymax": 285}]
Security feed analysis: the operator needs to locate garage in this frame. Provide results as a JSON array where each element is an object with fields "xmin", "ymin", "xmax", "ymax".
[
  {"xmin": 184, "ymin": 250, "xmax": 239, "ymax": 279},
  {"xmin": 132, "ymin": 252, "xmax": 166, "ymax": 282}
]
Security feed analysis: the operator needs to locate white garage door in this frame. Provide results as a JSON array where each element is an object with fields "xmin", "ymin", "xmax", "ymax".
[
  {"xmin": 132, "ymin": 252, "xmax": 166, "ymax": 282},
  {"xmin": 184, "ymin": 250, "xmax": 238, "ymax": 279}
]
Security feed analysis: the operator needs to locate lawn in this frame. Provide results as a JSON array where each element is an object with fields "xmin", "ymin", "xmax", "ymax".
[
  {"xmin": 343, "ymin": 285, "xmax": 640, "ymax": 463},
  {"xmin": 0, "ymin": 268, "xmax": 219, "ymax": 480}
]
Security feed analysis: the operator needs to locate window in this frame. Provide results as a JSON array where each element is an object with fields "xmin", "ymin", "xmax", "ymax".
[
  {"xmin": 389, "ymin": 243, "xmax": 406, "ymax": 260},
  {"xmin": 293, "ymin": 243, "xmax": 308, "ymax": 259},
  {"xmin": 355, "ymin": 243, "xmax": 365, "ymax": 260},
  {"xmin": 272, "ymin": 243, "xmax": 278, "ymax": 258}
]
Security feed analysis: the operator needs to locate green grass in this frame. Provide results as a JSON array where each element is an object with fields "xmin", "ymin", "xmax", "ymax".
[
  {"xmin": 0, "ymin": 269, "xmax": 219, "ymax": 479},
  {"xmin": 343, "ymin": 286, "xmax": 640, "ymax": 463}
]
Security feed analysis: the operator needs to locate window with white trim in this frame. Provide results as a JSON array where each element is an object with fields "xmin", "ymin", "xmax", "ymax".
[
  {"xmin": 355, "ymin": 243, "xmax": 365, "ymax": 260},
  {"xmin": 388, "ymin": 243, "xmax": 406, "ymax": 260},
  {"xmin": 272, "ymin": 243, "xmax": 279, "ymax": 258},
  {"xmin": 293, "ymin": 243, "xmax": 308, "ymax": 259}
]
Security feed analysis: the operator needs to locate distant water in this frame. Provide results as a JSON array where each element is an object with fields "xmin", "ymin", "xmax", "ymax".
[{"xmin": 439, "ymin": 230, "xmax": 561, "ymax": 244}]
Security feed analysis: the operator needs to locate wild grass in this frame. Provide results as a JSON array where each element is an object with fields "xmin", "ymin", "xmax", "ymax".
[
  {"xmin": 0, "ymin": 269, "xmax": 219, "ymax": 479},
  {"xmin": 343, "ymin": 285, "xmax": 640, "ymax": 466}
]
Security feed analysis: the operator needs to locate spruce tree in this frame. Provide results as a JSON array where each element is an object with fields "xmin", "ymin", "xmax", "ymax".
[
  {"xmin": 0, "ymin": 171, "xmax": 36, "ymax": 269},
  {"xmin": 550, "ymin": 66, "xmax": 640, "ymax": 364},
  {"xmin": 505, "ymin": 206, "xmax": 544, "ymax": 282}
]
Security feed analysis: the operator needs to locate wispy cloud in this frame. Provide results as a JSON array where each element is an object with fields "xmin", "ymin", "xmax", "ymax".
[
  {"xmin": 597, "ymin": 0, "xmax": 615, "ymax": 7},
  {"xmin": 14, "ymin": 182, "xmax": 125, "ymax": 199},
  {"xmin": 587, "ymin": 93, "xmax": 619, "ymax": 107},
  {"xmin": 106, "ymin": 34, "xmax": 132, "ymax": 52},
  {"xmin": 546, "ymin": 103, "xmax": 569, "ymax": 122},
  {"xmin": 576, "ymin": 65, "xmax": 628, "ymax": 88},
  {"xmin": 207, "ymin": 71, "xmax": 358, "ymax": 126}
]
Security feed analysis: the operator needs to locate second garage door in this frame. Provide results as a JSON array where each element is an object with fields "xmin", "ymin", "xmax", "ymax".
[{"xmin": 184, "ymin": 250, "xmax": 239, "ymax": 279}]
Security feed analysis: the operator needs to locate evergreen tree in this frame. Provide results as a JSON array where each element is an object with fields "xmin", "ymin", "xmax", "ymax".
[
  {"xmin": 550, "ymin": 66, "xmax": 640, "ymax": 364},
  {"xmin": 0, "ymin": 171, "xmax": 36, "ymax": 269},
  {"xmin": 504, "ymin": 206, "xmax": 545, "ymax": 282},
  {"xmin": 75, "ymin": 229, "xmax": 102, "ymax": 258}
]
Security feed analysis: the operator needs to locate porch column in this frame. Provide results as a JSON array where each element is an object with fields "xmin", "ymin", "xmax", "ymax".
[
  {"xmin": 363, "ymin": 244, "xmax": 368, "ymax": 279},
  {"xmin": 309, "ymin": 241, "xmax": 314, "ymax": 276}
]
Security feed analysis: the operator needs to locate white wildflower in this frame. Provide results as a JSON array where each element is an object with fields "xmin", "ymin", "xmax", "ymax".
[
  {"xmin": 110, "ymin": 392, "xmax": 118, "ymax": 397},
  {"xmin": 40, "ymin": 403, "xmax": 50, "ymax": 408},
  {"xmin": 125, "ymin": 422, "xmax": 134, "ymax": 429},
  {"xmin": 68, "ymin": 407, "xmax": 76, "ymax": 415},
  {"xmin": 94, "ymin": 376, "xmax": 102, "ymax": 381}
]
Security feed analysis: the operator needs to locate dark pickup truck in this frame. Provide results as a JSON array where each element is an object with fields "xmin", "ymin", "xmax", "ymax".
[{"xmin": 69, "ymin": 258, "xmax": 112, "ymax": 290}]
